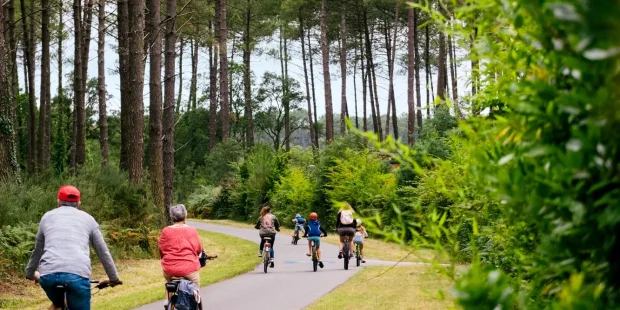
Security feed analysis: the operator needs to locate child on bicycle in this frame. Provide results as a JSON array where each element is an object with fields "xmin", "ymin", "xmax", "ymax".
[
  {"xmin": 291, "ymin": 213, "xmax": 306, "ymax": 238},
  {"xmin": 302, "ymin": 212, "xmax": 327, "ymax": 268},
  {"xmin": 353, "ymin": 219, "xmax": 369, "ymax": 263}
]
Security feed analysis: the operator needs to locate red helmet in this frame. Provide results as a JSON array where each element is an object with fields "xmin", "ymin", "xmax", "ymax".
[
  {"xmin": 309, "ymin": 212, "xmax": 318, "ymax": 220},
  {"xmin": 58, "ymin": 185, "xmax": 80, "ymax": 202}
]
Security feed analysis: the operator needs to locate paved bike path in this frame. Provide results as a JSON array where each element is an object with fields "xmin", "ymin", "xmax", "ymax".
[{"xmin": 135, "ymin": 221, "xmax": 360, "ymax": 310}]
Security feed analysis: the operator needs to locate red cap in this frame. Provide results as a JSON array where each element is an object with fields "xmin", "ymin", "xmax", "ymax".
[{"xmin": 58, "ymin": 185, "xmax": 81, "ymax": 202}]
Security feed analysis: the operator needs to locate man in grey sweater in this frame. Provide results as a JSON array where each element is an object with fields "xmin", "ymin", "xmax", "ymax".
[{"xmin": 25, "ymin": 185, "xmax": 122, "ymax": 309}]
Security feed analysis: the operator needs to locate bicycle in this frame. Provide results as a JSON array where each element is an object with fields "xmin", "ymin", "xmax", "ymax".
[
  {"xmin": 343, "ymin": 235, "xmax": 351, "ymax": 270},
  {"xmin": 49, "ymin": 279, "xmax": 122, "ymax": 310},
  {"xmin": 303, "ymin": 236, "xmax": 320, "ymax": 272},
  {"xmin": 355, "ymin": 242, "xmax": 362, "ymax": 267},
  {"xmin": 262, "ymin": 237, "xmax": 274, "ymax": 273},
  {"xmin": 292, "ymin": 229, "xmax": 300, "ymax": 245},
  {"xmin": 165, "ymin": 255, "xmax": 216, "ymax": 310}
]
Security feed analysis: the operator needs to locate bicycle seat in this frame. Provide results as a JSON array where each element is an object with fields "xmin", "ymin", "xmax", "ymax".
[{"xmin": 165, "ymin": 281, "xmax": 180, "ymax": 293}]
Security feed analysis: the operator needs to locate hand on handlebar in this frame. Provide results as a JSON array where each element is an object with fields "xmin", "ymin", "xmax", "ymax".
[
  {"xmin": 97, "ymin": 278, "xmax": 123, "ymax": 289},
  {"xmin": 32, "ymin": 271, "xmax": 40, "ymax": 284},
  {"xmin": 207, "ymin": 253, "xmax": 218, "ymax": 259}
]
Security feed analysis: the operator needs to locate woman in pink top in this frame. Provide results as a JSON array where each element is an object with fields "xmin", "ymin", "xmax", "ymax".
[{"xmin": 158, "ymin": 204, "xmax": 203, "ymax": 286}]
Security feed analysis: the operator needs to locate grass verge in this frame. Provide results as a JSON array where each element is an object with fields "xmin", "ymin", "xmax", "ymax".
[
  {"xmin": 307, "ymin": 266, "xmax": 455, "ymax": 310},
  {"xmin": 0, "ymin": 230, "xmax": 258, "ymax": 310},
  {"xmin": 194, "ymin": 219, "xmax": 448, "ymax": 263}
]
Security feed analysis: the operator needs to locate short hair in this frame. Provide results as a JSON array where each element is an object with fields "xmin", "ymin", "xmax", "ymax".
[
  {"xmin": 170, "ymin": 204, "xmax": 187, "ymax": 223},
  {"xmin": 59, "ymin": 200, "xmax": 79, "ymax": 208}
]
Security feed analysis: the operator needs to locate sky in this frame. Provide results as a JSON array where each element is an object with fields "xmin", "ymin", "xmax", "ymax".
[{"xmin": 17, "ymin": 22, "xmax": 473, "ymax": 120}]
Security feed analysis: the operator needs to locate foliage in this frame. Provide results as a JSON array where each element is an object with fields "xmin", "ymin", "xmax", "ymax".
[
  {"xmin": 271, "ymin": 166, "xmax": 316, "ymax": 225},
  {"xmin": 202, "ymin": 140, "xmax": 244, "ymax": 186},
  {"xmin": 0, "ymin": 224, "xmax": 37, "ymax": 279}
]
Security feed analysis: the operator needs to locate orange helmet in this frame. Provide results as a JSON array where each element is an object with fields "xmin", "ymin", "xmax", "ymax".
[{"xmin": 309, "ymin": 212, "xmax": 318, "ymax": 220}]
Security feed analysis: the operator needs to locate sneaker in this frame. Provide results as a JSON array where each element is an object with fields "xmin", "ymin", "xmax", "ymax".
[
  {"xmin": 361, "ymin": 259, "xmax": 366, "ymax": 263},
  {"xmin": 338, "ymin": 251, "xmax": 343, "ymax": 259},
  {"xmin": 258, "ymin": 251, "xmax": 262, "ymax": 257},
  {"xmin": 306, "ymin": 253, "xmax": 311, "ymax": 257},
  {"xmin": 318, "ymin": 261, "xmax": 324, "ymax": 268},
  {"xmin": 270, "ymin": 259, "xmax": 275, "ymax": 268}
]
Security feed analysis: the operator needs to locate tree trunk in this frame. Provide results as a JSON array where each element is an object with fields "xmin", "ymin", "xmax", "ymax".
[
  {"xmin": 0, "ymin": 5, "xmax": 20, "ymax": 181},
  {"xmin": 471, "ymin": 26, "xmax": 479, "ymax": 115},
  {"xmin": 390, "ymin": 5, "xmax": 398, "ymax": 139},
  {"xmin": 20, "ymin": 0, "xmax": 36, "ymax": 174},
  {"xmin": 189, "ymin": 39, "xmax": 199, "ymax": 110},
  {"xmin": 358, "ymin": 15, "xmax": 367, "ymax": 132},
  {"xmin": 320, "ymin": 0, "xmax": 334, "ymax": 142},
  {"xmin": 118, "ymin": 0, "xmax": 129, "ymax": 170},
  {"xmin": 280, "ymin": 27, "xmax": 290, "ymax": 151},
  {"xmin": 448, "ymin": 33, "xmax": 459, "ymax": 118},
  {"xmin": 176, "ymin": 38, "xmax": 183, "ymax": 113},
  {"xmin": 362, "ymin": 5, "xmax": 381, "ymax": 140},
  {"xmin": 353, "ymin": 38, "xmax": 359, "ymax": 130},
  {"xmin": 57, "ymin": 0, "xmax": 63, "ymax": 94},
  {"xmin": 307, "ymin": 28, "xmax": 319, "ymax": 146},
  {"xmin": 163, "ymin": 0, "xmax": 178, "ymax": 219},
  {"xmin": 299, "ymin": 14, "xmax": 316, "ymax": 150},
  {"xmin": 407, "ymin": 7, "xmax": 415, "ymax": 144},
  {"xmin": 436, "ymin": 32, "xmax": 446, "ymax": 102},
  {"xmin": 243, "ymin": 1, "xmax": 253, "ymax": 147},
  {"xmin": 147, "ymin": 0, "xmax": 164, "ymax": 208},
  {"xmin": 208, "ymin": 7, "xmax": 218, "ymax": 151},
  {"xmin": 383, "ymin": 21, "xmax": 391, "ymax": 137},
  {"xmin": 9, "ymin": 0, "xmax": 19, "ymax": 131},
  {"xmin": 414, "ymin": 8, "xmax": 422, "ymax": 131},
  {"xmin": 339, "ymin": 0, "xmax": 347, "ymax": 135},
  {"xmin": 425, "ymin": 23, "xmax": 430, "ymax": 119},
  {"xmin": 219, "ymin": 0, "xmax": 230, "ymax": 140},
  {"xmin": 38, "ymin": 0, "xmax": 51, "ymax": 170},
  {"xmin": 366, "ymin": 62, "xmax": 378, "ymax": 134},
  {"xmin": 125, "ymin": 0, "xmax": 145, "ymax": 184},
  {"xmin": 81, "ymin": 0, "xmax": 94, "ymax": 105},
  {"xmin": 98, "ymin": 0, "xmax": 108, "ymax": 165}
]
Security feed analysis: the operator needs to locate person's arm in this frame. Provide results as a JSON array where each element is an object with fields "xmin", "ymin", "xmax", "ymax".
[
  {"xmin": 193, "ymin": 229, "xmax": 203, "ymax": 255},
  {"xmin": 336, "ymin": 212, "xmax": 341, "ymax": 228},
  {"xmin": 25, "ymin": 224, "xmax": 45, "ymax": 280},
  {"xmin": 90, "ymin": 225, "xmax": 120, "ymax": 282},
  {"xmin": 302, "ymin": 225, "xmax": 309, "ymax": 237},
  {"xmin": 254, "ymin": 218, "xmax": 261, "ymax": 229},
  {"xmin": 320, "ymin": 226, "xmax": 327, "ymax": 237},
  {"xmin": 274, "ymin": 215, "xmax": 280, "ymax": 232}
]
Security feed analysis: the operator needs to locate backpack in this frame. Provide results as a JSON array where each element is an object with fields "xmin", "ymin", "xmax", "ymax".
[
  {"xmin": 307, "ymin": 220, "xmax": 322, "ymax": 237},
  {"xmin": 340, "ymin": 210, "xmax": 354, "ymax": 225},
  {"xmin": 174, "ymin": 280, "xmax": 200, "ymax": 310},
  {"xmin": 262, "ymin": 214, "xmax": 273, "ymax": 228},
  {"xmin": 296, "ymin": 216, "xmax": 306, "ymax": 224}
]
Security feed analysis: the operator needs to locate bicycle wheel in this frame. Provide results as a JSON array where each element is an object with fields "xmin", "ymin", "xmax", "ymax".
[
  {"xmin": 343, "ymin": 239, "xmax": 350, "ymax": 270},
  {"xmin": 294, "ymin": 232, "xmax": 299, "ymax": 245},
  {"xmin": 167, "ymin": 295, "xmax": 177, "ymax": 310},
  {"xmin": 356, "ymin": 244, "xmax": 361, "ymax": 267},
  {"xmin": 312, "ymin": 243, "xmax": 318, "ymax": 272},
  {"xmin": 263, "ymin": 247, "xmax": 269, "ymax": 273}
]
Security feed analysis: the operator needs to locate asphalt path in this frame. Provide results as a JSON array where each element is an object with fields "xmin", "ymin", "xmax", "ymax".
[{"xmin": 135, "ymin": 221, "xmax": 362, "ymax": 310}]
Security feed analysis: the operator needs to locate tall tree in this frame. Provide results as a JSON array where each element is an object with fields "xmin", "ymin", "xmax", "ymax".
[
  {"xmin": 243, "ymin": 0, "xmax": 253, "ymax": 147},
  {"xmin": 307, "ymin": 28, "xmax": 319, "ymax": 145},
  {"xmin": 208, "ymin": 3, "xmax": 218, "ymax": 151},
  {"xmin": 425, "ymin": 23, "xmax": 430, "ymax": 119},
  {"xmin": 320, "ymin": 0, "xmax": 334, "ymax": 142},
  {"xmin": 189, "ymin": 39, "xmax": 199, "ymax": 110},
  {"xmin": 353, "ymin": 38, "xmax": 359, "ymax": 129},
  {"xmin": 339, "ymin": 0, "xmax": 348, "ymax": 135},
  {"xmin": 362, "ymin": 3, "xmax": 381, "ymax": 139},
  {"xmin": 163, "ymin": 0, "xmax": 178, "ymax": 217},
  {"xmin": 281, "ymin": 27, "xmax": 291, "ymax": 151},
  {"xmin": 358, "ymin": 17, "xmax": 367, "ymax": 132},
  {"xmin": 147, "ymin": 0, "xmax": 164, "ymax": 208},
  {"xmin": 98, "ymin": 0, "xmax": 108, "ymax": 165},
  {"xmin": 38, "ymin": 0, "xmax": 52, "ymax": 170},
  {"xmin": 407, "ymin": 6, "xmax": 416, "ymax": 144},
  {"xmin": 386, "ymin": 5, "xmax": 398, "ymax": 138},
  {"xmin": 448, "ymin": 33, "xmax": 459, "ymax": 118},
  {"xmin": 0, "ymin": 3, "xmax": 20, "ymax": 181},
  {"xmin": 219, "ymin": 0, "xmax": 230, "ymax": 140},
  {"xmin": 176, "ymin": 38, "xmax": 183, "ymax": 113},
  {"xmin": 125, "ymin": 0, "xmax": 145, "ymax": 184},
  {"xmin": 414, "ymin": 8, "xmax": 423, "ymax": 131},
  {"xmin": 471, "ymin": 26, "xmax": 480, "ymax": 115},
  {"xmin": 20, "ymin": 0, "xmax": 36, "ymax": 174},
  {"xmin": 117, "ymin": 0, "xmax": 129, "ymax": 169},
  {"xmin": 299, "ymin": 13, "xmax": 316, "ymax": 150}
]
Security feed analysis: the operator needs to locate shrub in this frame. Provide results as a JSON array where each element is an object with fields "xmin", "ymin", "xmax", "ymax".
[
  {"xmin": 0, "ymin": 224, "xmax": 37, "ymax": 279},
  {"xmin": 271, "ymin": 166, "xmax": 316, "ymax": 226}
]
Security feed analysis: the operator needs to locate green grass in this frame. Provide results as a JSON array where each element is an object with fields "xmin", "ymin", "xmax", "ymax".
[
  {"xmin": 0, "ymin": 230, "xmax": 259, "ymax": 310},
  {"xmin": 194, "ymin": 219, "xmax": 448, "ymax": 263},
  {"xmin": 307, "ymin": 266, "xmax": 455, "ymax": 310}
]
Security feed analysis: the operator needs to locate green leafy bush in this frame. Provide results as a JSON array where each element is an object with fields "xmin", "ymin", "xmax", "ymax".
[
  {"xmin": 0, "ymin": 224, "xmax": 37, "ymax": 279},
  {"xmin": 271, "ymin": 166, "xmax": 316, "ymax": 225}
]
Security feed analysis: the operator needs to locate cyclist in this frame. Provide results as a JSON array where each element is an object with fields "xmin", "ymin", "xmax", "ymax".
[
  {"xmin": 25, "ymin": 185, "xmax": 121, "ymax": 310},
  {"xmin": 254, "ymin": 205, "xmax": 280, "ymax": 267},
  {"xmin": 302, "ymin": 212, "xmax": 327, "ymax": 268},
  {"xmin": 353, "ymin": 219, "xmax": 368, "ymax": 263},
  {"xmin": 291, "ymin": 213, "xmax": 306, "ymax": 239},
  {"xmin": 336, "ymin": 202, "xmax": 357, "ymax": 259}
]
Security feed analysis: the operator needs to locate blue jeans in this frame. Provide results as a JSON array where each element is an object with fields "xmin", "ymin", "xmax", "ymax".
[{"xmin": 39, "ymin": 272, "xmax": 91, "ymax": 309}]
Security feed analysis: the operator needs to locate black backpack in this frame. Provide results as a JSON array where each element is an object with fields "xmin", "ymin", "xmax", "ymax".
[{"xmin": 174, "ymin": 280, "xmax": 200, "ymax": 310}]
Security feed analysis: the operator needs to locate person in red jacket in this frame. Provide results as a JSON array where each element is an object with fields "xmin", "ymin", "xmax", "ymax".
[{"xmin": 158, "ymin": 204, "xmax": 204, "ymax": 287}]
